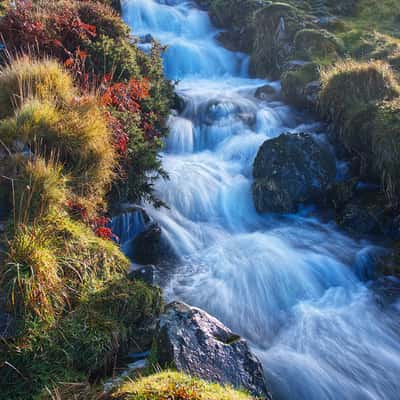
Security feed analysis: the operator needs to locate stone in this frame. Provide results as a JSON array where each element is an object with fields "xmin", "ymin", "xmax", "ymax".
[
  {"xmin": 132, "ymin": 222, "xmax": 174, "ymax": 265},
  {"xmin": 252, "ymin": 133, "xmax": 336, "ymax": 213},
  {"xmin": 255, "ymin": 84, "xmax": 277, "ymax": 100},
  {"xmin": 154, "ymin": 301, "xmax": 271, "ymax": 399},
  {"xmin": 128, "ymin": 264, "xmax": 156, "ymax": 285}
]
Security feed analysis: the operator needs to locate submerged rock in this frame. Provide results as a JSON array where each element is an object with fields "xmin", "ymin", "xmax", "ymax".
[
  {"xmin": 154, "ymin": 301, "xmax": 271, "ymax": 399},
  {"xmin": 252, "ymin": 133, "xmax": 336, "ymax": 213},
  {"xmin": 255, "ymin": 84, "xmax": 277, "ymax": 100}
]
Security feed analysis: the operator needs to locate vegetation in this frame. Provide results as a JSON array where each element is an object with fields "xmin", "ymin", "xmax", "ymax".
[
  {"xmin": 0, "ymin": 0, "xmax": 172, "ymax": 398},
  {"xmin": 110, "ymin": 371, "xmax": 257, "ymax": 400}
]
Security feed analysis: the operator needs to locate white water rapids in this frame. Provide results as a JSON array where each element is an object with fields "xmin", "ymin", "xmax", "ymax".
[{"xmin": 121, "ymin": 1, "xmax": 400, "ymax": 399}]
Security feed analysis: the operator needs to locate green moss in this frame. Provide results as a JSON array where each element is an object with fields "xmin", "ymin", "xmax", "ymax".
[
  {"xmin": 281, "ymin": 62, "xmax": 320, "ymax": 106},
  {"xmin": 250, "ymin": 2, "xmax": 305, "ymax": 78},
  {"xmin": 111, "ymin": 371, "xmax": 256, "ymax": 400},
  {"xmin": 58, "ymin": 279, "xmax": 162, "ymax": 376}
]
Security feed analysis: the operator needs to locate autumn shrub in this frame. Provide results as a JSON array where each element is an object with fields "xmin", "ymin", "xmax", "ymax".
[{"xmin": 0, "ymin": 0, "xmax": 97, "ymax": 60}]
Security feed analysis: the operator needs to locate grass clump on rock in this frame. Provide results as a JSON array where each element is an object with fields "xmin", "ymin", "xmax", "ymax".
[
  {"xmin": 319, "ymin": 60, "xmax": 400, "ymax": 133},
  {"xmin": 111, "ymin": 371, "xmax": 257, "ymax": 400}
]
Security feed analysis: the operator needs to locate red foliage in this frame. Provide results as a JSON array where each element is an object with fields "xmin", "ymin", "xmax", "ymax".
[
  {"xmin": 95, "ymin": 226, "xmax": 115, "ymax": 240},
  {"xmin": 66, "ymin": 200, "xmax": 89, "ymax": 221},
  {"xmin": 0, "ymin": 0, "xmax": 96, "ymax": 60},
  {"xmin": 91, "ymin": 216, "xmax": 118, "ymax": 241},
  {"xmin": 104, "ymin": 112, "xmax": 129, "ymax": 155},
  {"xmin": 100, "ymin": 78, "xmax": 151, "ymax": 112}
]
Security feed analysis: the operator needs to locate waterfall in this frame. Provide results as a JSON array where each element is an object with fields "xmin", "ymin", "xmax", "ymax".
[{"xmin": 122, "ymin": 1, "xmax": 400, "ymax": 399}]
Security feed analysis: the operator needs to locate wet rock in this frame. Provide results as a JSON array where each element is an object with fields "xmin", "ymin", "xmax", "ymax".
[
  {"xmin": 139, "ymin": 33, "xmax": 154, "ymax": 44},
  {"xmin": 338, "ymin": 201, "xmax": 383, "ymax": 235},
  {"xmin": 336, "ymin": 191, "xmax": 390, "ymax": 236},
  {"xmin": 255, "ymin": 84, "xmax": 277, "ymax": 100},
  {"xmin": 252, "ymin": 133, "xmax": 336, "ymax": 213},
  {"xmin": 326, "ymin": 178, "xmax": 358, "ymax": 209},
  {"xmin": 154, "ymin": 301, "xmax": 271, "ymax": 399},
  {"xmin": 369, "ymin": 276, "xmax": 400, "ymax": 307},
  {"xmin": 238, "ymin": 112, "xmax": 256, "ymax": 127},
  {"xmin": 132, "ymin": 222, "xmax": 174, "ymax": 265},
  {"xmin": 128, "ymin": 264, "xmax": 156, "ymax": 285}
]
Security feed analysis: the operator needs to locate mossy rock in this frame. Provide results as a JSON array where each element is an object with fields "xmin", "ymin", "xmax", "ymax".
[
  {"xmin": 281, "ymin": 62, "xmax": 320, "ymax": 107},
  {"xmin": 249, "ymin": 2, "xmax": 308, "ymax": 78},
  {"xmin": 294, "ymin": 28, "xmax": 344, "ymax": 61},
  {"xmin": 59, "ymin": 279, "xmax": 162, "ymax": 376},
  {"xmin": 111, "ymin": 371, "xmax": 257, "ymax": 400}
]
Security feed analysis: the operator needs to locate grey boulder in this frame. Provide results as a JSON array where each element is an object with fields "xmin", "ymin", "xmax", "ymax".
[{"xmin": 154, "ymin": 301, "xmax": 271, "ymax": 399}]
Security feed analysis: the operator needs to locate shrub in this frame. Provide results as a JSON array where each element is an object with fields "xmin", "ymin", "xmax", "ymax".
[
  {"xmin": 0, "ymin": 57, "xmax": 75, "ymax": 119},
  {"xmin": 111, "ymin": 371, "xmax": 255, "ymax": 400},
  {"xmin": 85, "ymin": 34, "xmax": 142, "ymax": 81},
  {"xmin": 0, "ymin": 0, "xmax": 97, "ymax": 61},
  {"xmin": 77, "ymin": 1, "xmax": 128, "ymax": 39}
]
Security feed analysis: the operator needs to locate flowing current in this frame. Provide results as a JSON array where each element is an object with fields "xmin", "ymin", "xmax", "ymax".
[{"xmin": 122, "ymin": 1, "xmax": 400, "ymax": 399}]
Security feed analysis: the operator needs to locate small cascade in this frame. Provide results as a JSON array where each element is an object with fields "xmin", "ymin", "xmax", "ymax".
[{"xmin": 111, "ymin": 208, "xmax": 148, "ymax": 255}]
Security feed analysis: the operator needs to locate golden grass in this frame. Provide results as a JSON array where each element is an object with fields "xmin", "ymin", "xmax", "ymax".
[{"xmin": 0, "ymin": 57, "xmax": 76, "ymax": 119}]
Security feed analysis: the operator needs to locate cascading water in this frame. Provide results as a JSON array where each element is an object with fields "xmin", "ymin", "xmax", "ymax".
[{"xmin": 122, "ymin": 1, "xmax": 400, "ymax": 399}]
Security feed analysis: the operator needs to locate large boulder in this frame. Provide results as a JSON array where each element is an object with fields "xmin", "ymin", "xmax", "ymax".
[
  {"xmin": 252, "ymin": 133, "xmax": 336, "ymax": 213},
  {"xmin": 154, "ymin": 301, "xmax": 271, "ymax": 399}
]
